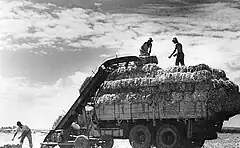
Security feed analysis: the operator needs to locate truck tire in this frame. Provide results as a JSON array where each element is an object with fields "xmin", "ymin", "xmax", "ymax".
[
  {"xmin": 129, "ymin": 125, "xmax": 151, "ymax": 148},
  {"xmin": 156, "ymin": 124, "xmax": 181, "ymax": 148},
  {"xmin": 101, "ymin": 135, "xmax": 114, "ymax": 148},
  {"xmin": 74, "ymin": 135, "xmax": 89, "ymax": 148}
]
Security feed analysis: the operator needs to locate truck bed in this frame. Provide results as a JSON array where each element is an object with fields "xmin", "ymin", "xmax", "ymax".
[{"xmin": 95, "ymin": 101, "xmax": 208, "ymax": 120}]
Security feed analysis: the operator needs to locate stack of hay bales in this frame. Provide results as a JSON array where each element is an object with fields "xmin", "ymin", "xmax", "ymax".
[{"xmin": 92, "ymin": 62, "xmax": 240, "ymax": 116}]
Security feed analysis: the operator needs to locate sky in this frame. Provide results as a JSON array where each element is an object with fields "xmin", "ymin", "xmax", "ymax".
[{"xmin": 0, "ymin": 0, "xmax": 240, "ymax": 129}]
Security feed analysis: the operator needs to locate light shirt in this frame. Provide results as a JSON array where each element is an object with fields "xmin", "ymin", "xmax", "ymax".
[{"xmin": 16, "ymin": 125, "xmax": 30, "ymax": 133}]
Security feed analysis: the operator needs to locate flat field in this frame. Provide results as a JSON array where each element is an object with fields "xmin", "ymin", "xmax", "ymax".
[{"xmin": 1, "ymin": 132, "xmax": 240, "ymax": 148}]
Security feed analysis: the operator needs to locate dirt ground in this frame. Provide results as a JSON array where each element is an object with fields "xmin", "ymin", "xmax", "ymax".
[
  {"xmin": 114, "ymin": 133, "xmax": 240, "ymax": 148},
  {"xmin": 1, "ymin": 133, "xmax": 240, "ymax": 148}
]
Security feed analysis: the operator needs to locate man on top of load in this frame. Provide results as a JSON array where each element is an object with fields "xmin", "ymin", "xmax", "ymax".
[
  {"xmin": 168, "ymin": 37, "xmax": 185, "ymax": 66},
  {"xmin": 140, "ymin": 38, "xmax": 153, "ymax": 56}
]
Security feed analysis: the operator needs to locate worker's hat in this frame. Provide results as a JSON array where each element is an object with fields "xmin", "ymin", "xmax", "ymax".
[
  {"xmin": 17, "ymin": 121, "xmax": 21, "ymax": 126},
  {"xmin": 148, "ymin": 38, "xmax": 153, "ymax": 42},
  {"xmin": 172, "ymin": 37, "xmax": 178, "ymax": 42}
]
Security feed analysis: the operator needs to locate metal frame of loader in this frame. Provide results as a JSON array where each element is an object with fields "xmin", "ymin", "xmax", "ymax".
[{"xmin": 40, "ymin": 56, "xmax": 142, "ymax": 148}]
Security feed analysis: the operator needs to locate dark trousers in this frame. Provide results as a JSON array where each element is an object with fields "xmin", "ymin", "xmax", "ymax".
[
  {"xmin": 20, "ymin": 130, "xmax": 32, "ymax": 148},
  {"xmin": 175, "ymin": 52, "xmax": 185, "ymax": 66}
]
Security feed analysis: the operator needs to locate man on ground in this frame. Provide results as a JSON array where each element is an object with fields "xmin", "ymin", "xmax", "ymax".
[{"xmin": 12, "ymin": 121, "xmax": 33, "ymax": 148}]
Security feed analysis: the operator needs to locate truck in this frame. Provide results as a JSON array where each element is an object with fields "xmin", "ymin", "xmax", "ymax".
[{"xmin": 41, "ymin": 55, "xmax": 240, "ymax": 148}]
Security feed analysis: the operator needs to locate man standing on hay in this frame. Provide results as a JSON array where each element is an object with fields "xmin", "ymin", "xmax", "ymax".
[
  {"xmin": 12, "ymin": 121, "xmax": 33, "ymax": 148},
  {"xmin": 139, "ymin": 38, "xmax": 153, "ymax": 56},
  {"xmin": 168, "ymin": 37, "xmax": 185, "ymax": 66}
]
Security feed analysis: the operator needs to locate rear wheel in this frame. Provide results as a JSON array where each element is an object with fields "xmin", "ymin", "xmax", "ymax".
[
  {"xmin": 156, "ymin": 124, "xmax": 181, "ymax": 148},
  {"xmin": 129, "ymin": 124, "xmax": 151, "ymax": 148},
  {"xmin": 101, "ymin": 135, "xmax": 114, "ymax": 148},
  {"xmin": 74, "ymin": 135, "xmax": 89, "ymax": 148}
]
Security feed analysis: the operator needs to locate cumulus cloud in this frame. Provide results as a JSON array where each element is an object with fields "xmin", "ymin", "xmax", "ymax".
[
  {"xmin": 0, "ymin": 71, "xmax": 89, "ymax": 129},
  {"xmin": 100, "ymin": 54, "xmax": 112, "ymax": 58},
  {"xmin": 1, "ymin": 0, "xmax": 239, "ymax": 54}
]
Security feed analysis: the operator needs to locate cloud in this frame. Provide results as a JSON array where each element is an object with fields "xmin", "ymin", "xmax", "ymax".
[
  {"xmin": 224, "ymin": 54, "xmax": 240, "ymax": 84},
  {"xmin": 55, "ymin": 71, "xmax": 89, "ymax": 87},
  {"xmin": 226, "ymin": 58, "xmax": 240, "ymax": 72},
  {"xmin": 0, "ymin": 71, "xmax": 89, "ymax": 129},
  {"xmin": 100, "ymin": 54, "xmax": 112, "ymax": 58},
  {"xmin": 1, "ymin": 0, "xmax": 239, "ymax": 55}
]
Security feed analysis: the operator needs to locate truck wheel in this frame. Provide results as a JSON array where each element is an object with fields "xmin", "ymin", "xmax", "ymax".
[
  {"xmin": 74, "ymin": 135, "xmax": 89, "ymax": 148},
  {"xmin": 101, "ymin": 135, "xmax": 114, "ymax": 148},
  {"xmin": 129, "ymin": 125, "xmax": 151, "ymax": 148},
  {"xmin": 156, "ymin": 124, "xmax": 180, "ymax": 148}
]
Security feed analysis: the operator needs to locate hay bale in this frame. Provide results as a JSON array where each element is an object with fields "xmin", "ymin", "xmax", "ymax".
[
  {"xmin": 164, "ymin": 66, "xmax": 180, "ymax": 73},
  {"xmin": 96, "ymin": 94, "xmax": 120, "ymax": 104},
  {"xmin": 193, "ymin": 70, "xmax": 212, "ymax": 82},
  {"xmin": 207, "ymin": 87, "xmax": 229, "ymax": 113},
  {"xmin": 102, "ymin": 77, "xmax": 209, "ymax": 94},
  {"xmin": 184, "ymin": 92, "xmax": 194, "ymax": 102},
  {"xmin": 210, "ymin": 79, "xmax": 224, "ymax": 89},
  {"xmin": 107, "ymin": 62, "xmax": 228, "ymax": 81},
  {"xmin": 180, "ymin": 66, "xmax": 188, "ymax": 72},
  {"xmin": 107, "ymin": 63, "xmax": 160, "ymax": 80},
  {"xmin": 193, "ymin": 90, "xmax": 208, "ymax": 101},
  {"xmin": 185, "ymin": 82, "xmax": 195, "ymax": 92},
  {"xmin": 195, "ymin": 82, "xmax": 211, "ymax": 91},
  {"xmin": 222, "ymin": 80, "xmax": 238, "ymax": 92},
  {"xmin": 212, "ymin": 68, "xmax": 227, "ymax": 80},
  {"xmin": 157, "ymin": 71, "xmax": 211, "ymax": 83},
  {"xmin": 95, "ymin": 61, "xmax": 240, "ymax": 116},
  {"xmin": 157, "ymin": 83, "xmax": 170, "ymax": 92},
  {"xmin": 171, "ymin": 92, "xmax": 183, "ymax": 103},
  {"xmin": 142, "ymin": 63, "xmax": 161, "ymax": 72},
  {"xmin": 96, "ymin": 92, "xmax": 156, "ymax": 105},
  {"xmin": 164, "ymin": 64, "xmax": 211, "ymax": 73},
  {"xmin": 193, "ymin": 64, "xmax": 212, "ymax": 72},
  {"xmin": 180, "ymin": 72, "xmax": 191, "ymax": 82}
]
